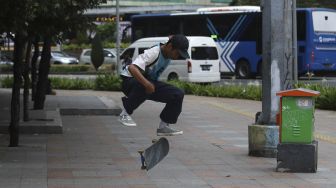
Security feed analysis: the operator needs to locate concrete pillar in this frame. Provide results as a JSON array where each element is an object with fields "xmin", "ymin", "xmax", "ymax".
[{"xmin": 248, "ymin": 0, "xmax": 294, "ymax": 158}]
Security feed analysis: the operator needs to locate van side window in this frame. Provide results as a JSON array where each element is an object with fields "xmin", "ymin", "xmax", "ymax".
[
  {"xmin": 121, "ymin": 48, "xmax": 135, "ymax": 59},
  {"xmin": 138, "ymin": 48, "xmax": 149, "ymax": 55}
]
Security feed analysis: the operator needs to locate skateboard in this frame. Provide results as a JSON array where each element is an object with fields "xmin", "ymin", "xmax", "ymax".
[{"xmin": 138, "ymin": 137, "xmax": 169, "ymax": 170}]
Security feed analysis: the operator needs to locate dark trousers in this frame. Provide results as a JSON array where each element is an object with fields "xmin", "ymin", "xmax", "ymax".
[{"xmin": 121, "ymin": 77, "xmax": 184, "ymax": 124}]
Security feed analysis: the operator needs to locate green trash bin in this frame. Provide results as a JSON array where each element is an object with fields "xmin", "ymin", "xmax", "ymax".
[{"xmin": 277, "ymin": 88, "xmax": 320, "ymax": 144}]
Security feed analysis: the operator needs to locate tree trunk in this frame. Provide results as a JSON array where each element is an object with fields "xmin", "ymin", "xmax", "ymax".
[
  {"xmin": 31, "ymin": 36, "xmax": 39, "ymax": 101},
  {"xmin": 34, "ymin": 36, "xmax": 51, "ymax": 109},
  {"xmin": 23, "ymin": 39, "xmax": 32, "ymax": 121},
  {"xmin": 9, "ymin": 33, "xmax": 26, "ymax": 147}
]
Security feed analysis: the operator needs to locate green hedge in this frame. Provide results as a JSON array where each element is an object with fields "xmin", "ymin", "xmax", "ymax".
[
  {"xmin": 167, "ymin": 80, "xmax": 261, "ymax": 100},
  {"xmin": 50, "ymin": 65, "xmax": 91, "ymax": 73},
  {"xmin": 1, "ymin": 75, "xmax": 335, "ymax": 111},
  {"xmin": 0, "ymin": 76, "xmax": 13, "ymax": 88},
  {"xmin": 297, "ymin": 84, "xmax": 336, "ymax": 111},
  {"xmin": 94, "ymin": 74, "xmax": 122, "ymax": 91},
  {"xmin": 0, "ymin": 64, "xmax": 13, "ymax": 72},
  {"xmin": 49, "ymin": 77, "xmax": 94, "ymax": 90},
  {"xmin": 62, "ymin": 42, "xmax": 130, "ymax": 51},
  {"xmin": 1, "ymin": 64, "xmax": 115, "ymax": 74}
]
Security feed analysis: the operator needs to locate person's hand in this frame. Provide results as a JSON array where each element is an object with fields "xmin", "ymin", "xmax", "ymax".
[{"xmin": 144, "ymin": 81, "xmax": 155, "ymax": 94}]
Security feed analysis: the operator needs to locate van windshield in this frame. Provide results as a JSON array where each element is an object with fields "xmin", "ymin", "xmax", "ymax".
[{"xmin": 191, "ymin": 47, "xmax": 218, "ymax": 60}]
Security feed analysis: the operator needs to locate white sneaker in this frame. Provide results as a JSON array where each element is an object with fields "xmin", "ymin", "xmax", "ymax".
[
  {"xmin": 118, "ymin": 114, "xmax": 137, "ymax": 126},
  {"xmin": 157, "ymin": 126, "xmax": 183, "ymax": 136}
]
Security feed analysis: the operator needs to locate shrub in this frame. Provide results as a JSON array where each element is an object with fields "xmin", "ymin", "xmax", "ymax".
[
  {"xmin": 298, "ymin": 84, "xmax": 336, "ymax": 111},
  {"xmin": 50, "ymin": 77, "xmax": 94, "ymax": 90},
  {"xmin": 62, "ymin": 42, "xmax": 130, "ymax": 51},
  {"xmin": 0, "ymin": 76, "xmax": 13, "ymax": 88},
  {"xmin": 49, "ymin": 64, "xmax": 114, "ymax": 74},
  {"xmin": 0, "ymin": 64, "xmax": 13, "ymax": 72},
  {"xmin": 0, "ymin": 76, "xmax": 334, "ymax": 111},
  {"xmin": 50, "ymin": 65, "xmax": 90, "ymax": 73},
  {"xmin": 94, "ymin": 74, "xmax": 122, "ymax": 91},
  {"xmin": 168, "ymin": 81, "xmax": 262, "ymax": 101}
]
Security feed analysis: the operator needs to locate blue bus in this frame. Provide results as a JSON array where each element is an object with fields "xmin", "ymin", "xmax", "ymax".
[{"xmin": 131, "ymin": 6, "xmax": 336, "ymax": 78}]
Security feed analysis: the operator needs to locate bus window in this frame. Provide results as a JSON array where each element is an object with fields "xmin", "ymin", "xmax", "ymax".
[
  {"xmin": 239, "ymin": 13, "xmax": 260, "ymax": 42},
  {"xmin": 297, "ymin": 11, "xmax": 307, "ymax": 41},
  {"xmin": 153, "ymin": 17, "xmax": 180, "ymax": 36},
  {"xmin": 237, "ymin": 13, "xmax": 262, "ymax": 54},
  {"xmin": 132, "ymin": 18, "xmax": 147, "ymax": 41},
  {"xmin": 183, "ymin": 15, "xmax": 209, "ymax": 36},
  {"xmin": 134, "ymin": 30, "xmax": 144, "ymax": 41},
  {"xmin": 207, "ymin": 14, "xmax": 241, "ymax": 39},
  {"xmin": 133, "ymin": 16, "xmax": 181, "ymax": 40},
  {"xmin": 312, "ymin": 11, "xmax": 336, "ymax": 33}
]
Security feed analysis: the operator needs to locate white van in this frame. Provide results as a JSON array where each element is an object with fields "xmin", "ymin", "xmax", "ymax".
[{"xmin": 120, "ymin": 36, "xmax": 220, "ymax": 83}]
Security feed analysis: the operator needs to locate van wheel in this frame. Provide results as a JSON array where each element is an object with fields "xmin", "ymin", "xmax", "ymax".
[
  {"xmin": 168, "ymin": 73, "xmax": 179, "ymax": 81},
  {"xmin": 235, "ymin": 60, "xmax": 250, "ymax": 79}
]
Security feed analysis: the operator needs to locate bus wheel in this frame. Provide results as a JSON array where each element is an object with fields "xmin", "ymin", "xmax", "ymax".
[
  {"xmin": 168, "ymin": 73, "xmax": 179, "ymax": 81},
  {"xmin": 235, "ymin": 60, "xmax": 251, "ymax": 79}
]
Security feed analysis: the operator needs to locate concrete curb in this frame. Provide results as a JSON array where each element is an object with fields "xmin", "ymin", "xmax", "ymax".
[
  {"xmin": 60, "ymin": 108, "xmax": 121, "ymax": 116},
  {"xmin": 0, "ymin": 109, "xmax": 63, "ymax": 134}
]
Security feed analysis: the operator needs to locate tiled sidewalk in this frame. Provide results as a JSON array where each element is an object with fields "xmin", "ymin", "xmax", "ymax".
[{"xmin": 0, "ymin": 90, "xmax": 336, "ymax": 188}]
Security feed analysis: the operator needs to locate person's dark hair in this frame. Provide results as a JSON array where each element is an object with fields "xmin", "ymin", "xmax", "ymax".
[{"xmin": 166, "ymin": 34, "xmax": 190, "ymax": 59}]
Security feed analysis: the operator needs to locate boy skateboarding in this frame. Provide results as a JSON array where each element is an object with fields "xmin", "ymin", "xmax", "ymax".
[{"xmin": 119, "ymin": 34, "xmax": 190, "ymax": 136}]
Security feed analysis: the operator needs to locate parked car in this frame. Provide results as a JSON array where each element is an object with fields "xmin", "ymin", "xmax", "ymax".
[
  {"xmin": 0, "ymin": 54, "xmax": 13, "ymax": 66},
  {"xmin": 49, "ymin": 51, "xmax": 79, "ymax": 65},
  {"xmin": 79, "ymin": 48, "xmax": 117, "ymax": 65}
]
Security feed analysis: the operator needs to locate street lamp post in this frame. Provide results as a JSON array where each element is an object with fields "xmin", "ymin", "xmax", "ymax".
[
  {"xmin": 248, "ymin": 0, "xmax": 294, "ymax": 158},
  {"xmin": 293, "ymin": 0, "xmax": 298, "ymax": 84},
  {"xmin": 116, "ymin": 0, "xmax": 120, "ymax": 75}
]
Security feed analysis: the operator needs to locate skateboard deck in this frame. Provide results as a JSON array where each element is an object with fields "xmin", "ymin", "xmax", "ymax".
[{"xmin": 138, "ymin": 137, "xmax": 169, "ymax": 170}]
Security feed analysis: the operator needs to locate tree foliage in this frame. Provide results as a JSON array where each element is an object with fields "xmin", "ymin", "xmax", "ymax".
[
  {"xmin": 0, "ymin": 0, "xmax": 104, "ymax": 146},
  {"xmin": 97, "ymin": 23, "xmax": 117, "ymax": 42},
  {"xmin": 91, "ymin": 33, "xmax": 104, "ymax": 70}
]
